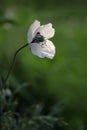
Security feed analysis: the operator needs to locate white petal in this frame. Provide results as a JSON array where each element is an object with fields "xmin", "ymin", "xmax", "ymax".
[
  {"xmin": 35, "ymin": 23, "xmax": 55, "ymax": 39},
  {"xmin": 27, "ymin": 20, "xmax": 40, "ymax": 43},
  {"xmin": 30, "ymin": 40, "xmax": 55, "ymax": 59}
]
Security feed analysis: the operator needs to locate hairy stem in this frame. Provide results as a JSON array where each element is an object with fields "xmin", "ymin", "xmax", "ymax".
[{"xmin": 4, "ymin": 43, "xmax": 29, "ymax": 83}]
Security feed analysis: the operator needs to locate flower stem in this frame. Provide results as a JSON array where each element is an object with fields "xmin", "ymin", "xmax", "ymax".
[{"xmin": 4, "ymin": 43, "xmax": 29, "ymax": 83}]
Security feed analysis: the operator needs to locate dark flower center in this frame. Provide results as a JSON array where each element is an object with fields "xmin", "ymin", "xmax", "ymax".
[{"xmin": 31, "ymin": 33, "xmax": 45, "ymax": 43}]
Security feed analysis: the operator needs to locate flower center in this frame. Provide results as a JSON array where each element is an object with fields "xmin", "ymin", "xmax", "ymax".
[
  {"xmin": 36, "ymin": 32, "xmax": 40, "ymax": 35},
  {"xmin": 31, "ymin": 32, "xmax": 45, "ymax": 43}
]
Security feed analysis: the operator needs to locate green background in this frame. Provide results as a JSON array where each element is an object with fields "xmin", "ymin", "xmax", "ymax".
[{"xmin": 0, "ymin": 0, "xmax": 87, "ymax": 129}]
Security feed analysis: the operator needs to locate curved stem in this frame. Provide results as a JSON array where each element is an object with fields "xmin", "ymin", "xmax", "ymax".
[{"xmin": 4, "ymin": 43, "xmax": 29, "ymax": 83}]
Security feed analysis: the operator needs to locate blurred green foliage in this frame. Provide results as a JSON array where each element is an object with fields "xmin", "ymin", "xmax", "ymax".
[
  {"xmin": 0, "ymin": 1, "xmax": 87, "ymax": 130},
  {"xmin": 0, "ymin": 81, "xmax": 67, "ymax": 130}
]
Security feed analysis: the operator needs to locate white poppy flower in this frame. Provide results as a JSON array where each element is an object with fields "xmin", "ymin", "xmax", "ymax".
[{"xmin": 27, "ymin": 20, "xmax": 55, "ymax": 59}]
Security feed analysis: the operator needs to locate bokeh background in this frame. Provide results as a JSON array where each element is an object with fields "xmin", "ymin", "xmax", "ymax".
[{"xmin": 0, "ymin": 0, "xmax": 87, "ymax": 129}]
